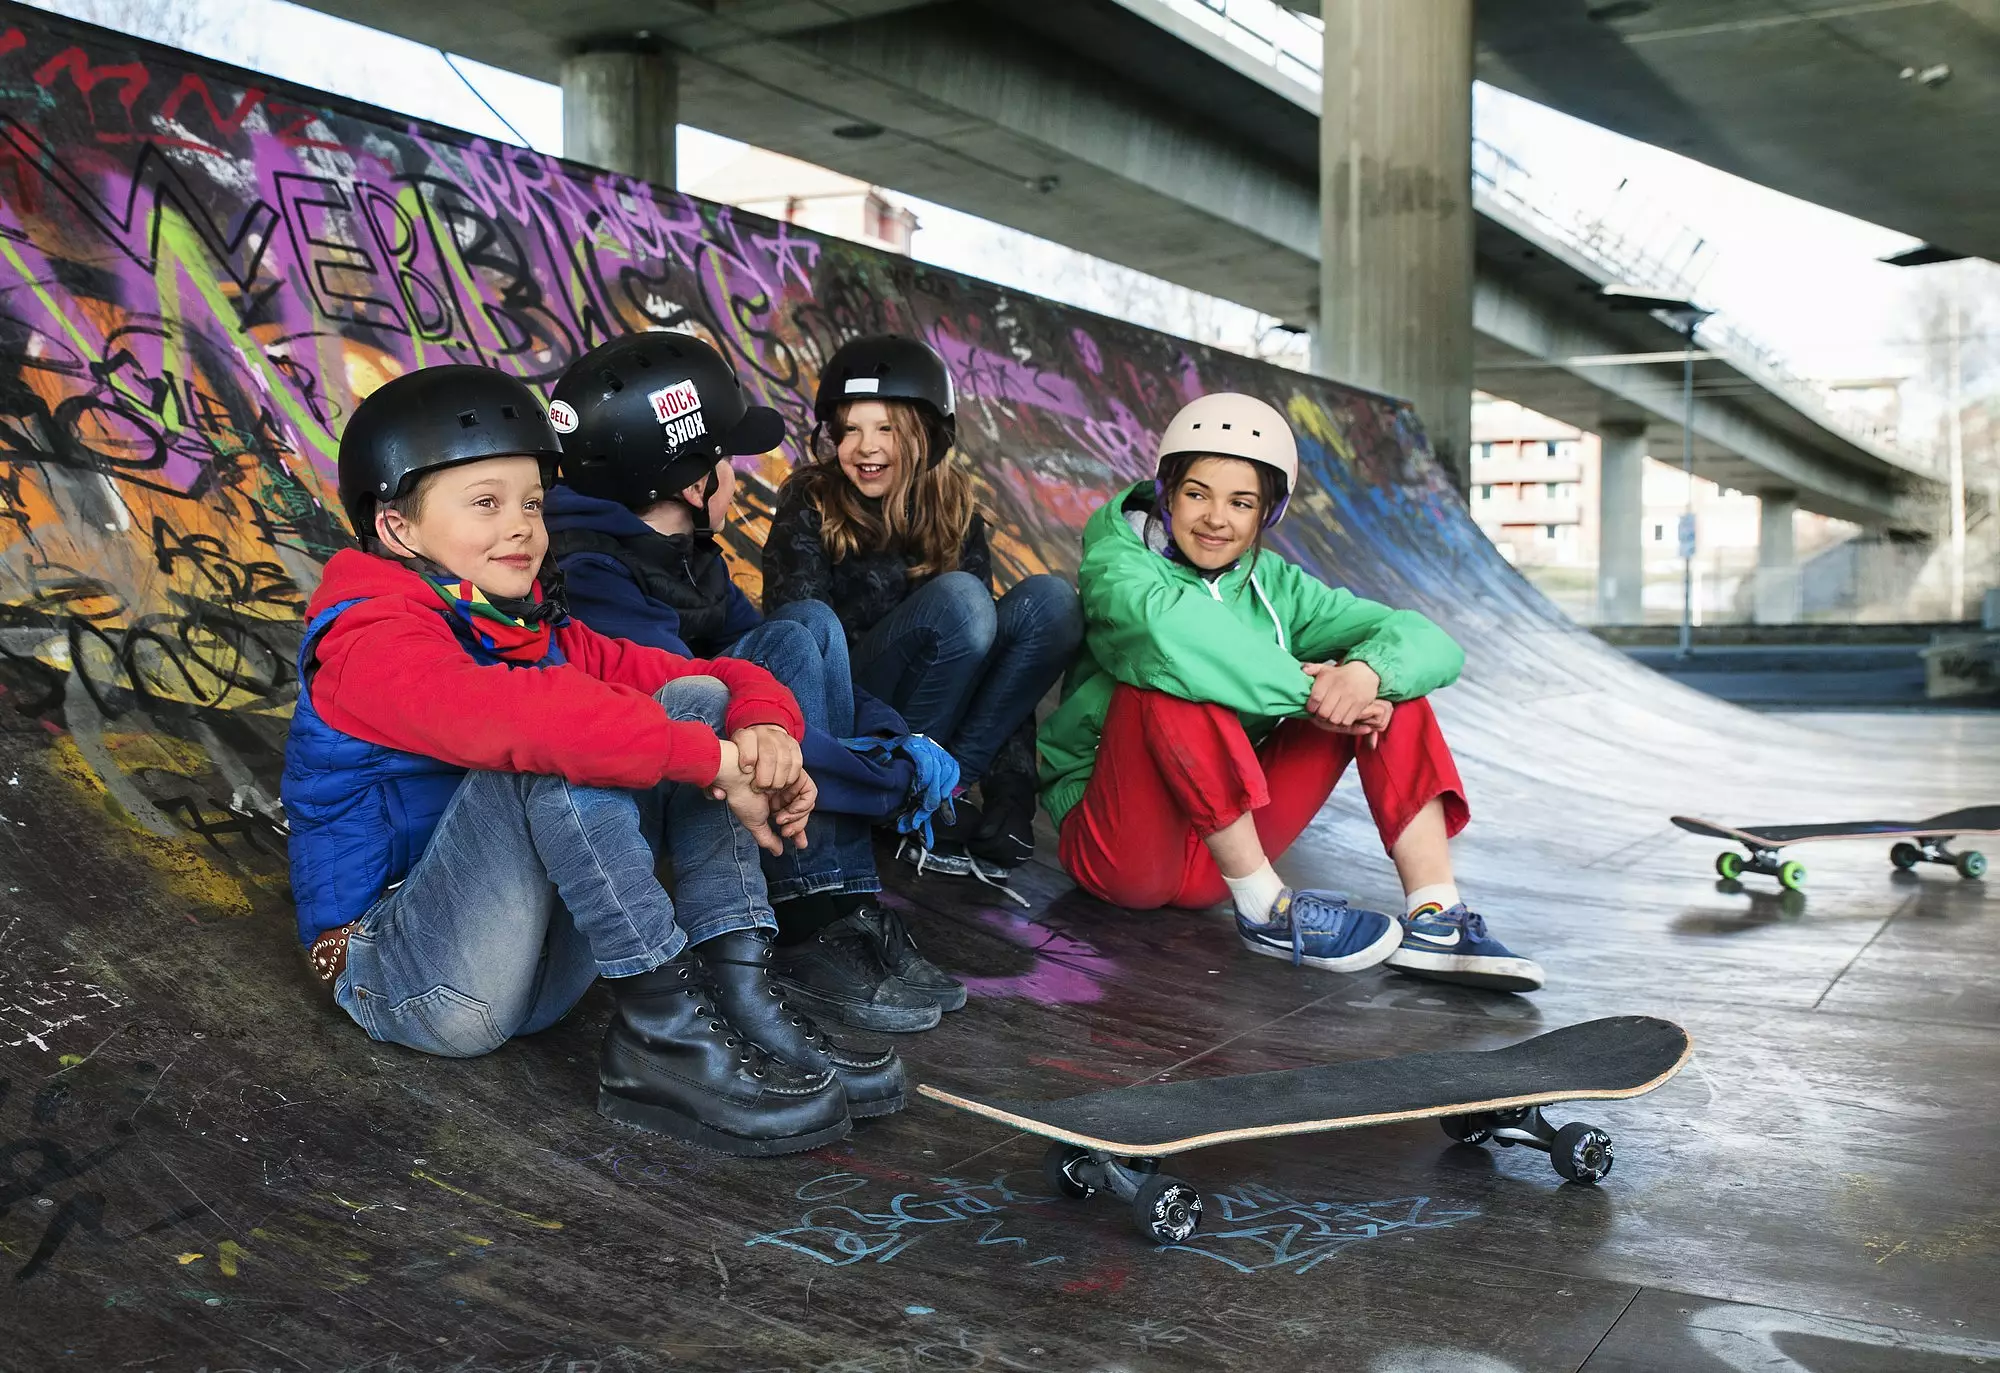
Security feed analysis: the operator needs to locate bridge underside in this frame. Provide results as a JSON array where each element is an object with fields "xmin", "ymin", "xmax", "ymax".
[{"xmin": 282, "ymin": 0, "xmax": 1939, "ymax": 527}]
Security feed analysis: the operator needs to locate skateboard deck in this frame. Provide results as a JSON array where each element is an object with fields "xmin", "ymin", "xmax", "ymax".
[
  {"xmin": 1673, "ymin": 806, "xmax": 2000, "ymax": 889},
  {"xmin": 921, "ymin": 1016, "xmax": 1690, "ymax": 1244}
]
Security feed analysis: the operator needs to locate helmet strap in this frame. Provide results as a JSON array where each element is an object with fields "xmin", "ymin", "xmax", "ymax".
[{"xmin": 687, "ymin": 463, "xmax": 721, "ymax": 538}]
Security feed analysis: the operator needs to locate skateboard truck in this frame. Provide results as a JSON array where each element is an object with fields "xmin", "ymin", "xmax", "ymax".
[
  {"xmin": 1440, "ymin": 1106, "xmax": 1614, "ymax": 1183},
  {"xmin": 1042, "ymin": 1145, "xmax": 1203, "ymax": 1245},
  {"xmin": 1714, "ymin": 846, "xmax": 1806, "ymax": 892},
  {"xmin": 1889, "ymin": 838, "xmax": 1988, "ymax": 881}
]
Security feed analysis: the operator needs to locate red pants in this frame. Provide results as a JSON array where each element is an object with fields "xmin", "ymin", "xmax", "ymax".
[{"xmin": 1058, "ymin": 685, "xmax": 1469, "ymax": 911}]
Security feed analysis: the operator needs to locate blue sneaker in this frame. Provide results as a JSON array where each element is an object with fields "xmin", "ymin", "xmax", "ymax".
[
  {"xmin": 1386, "ymin": 903, "xmax": 1545, "ymax": 992},
  {"xmin": 1237, "ymin": 889, "xmax": 1402, "ymax": 972}
]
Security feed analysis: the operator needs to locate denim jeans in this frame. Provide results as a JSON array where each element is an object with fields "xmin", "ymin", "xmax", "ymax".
[
  {"xmin": 851, "ymin": 571, "xmax": 1083, "ymax": 784},
  {"xmin": 335, "ymin": 676, "xmax": 773, "ymax": 1058},
  {"xmin": 726, "ymin": 599, "xmax": 879, "ymax": 903}
]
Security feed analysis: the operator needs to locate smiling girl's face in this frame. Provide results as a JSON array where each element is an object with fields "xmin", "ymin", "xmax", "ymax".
[
  {"xmin": 833, "ymin": 399, "xmax": 904, "ymax": 500},
  {"xmin": 376, "ymin": 455, "xmax": 547, "ymax": 598},
  {"xmin": 1167, "ymin": 455, "xmax": 1265, "ymax": 571}
]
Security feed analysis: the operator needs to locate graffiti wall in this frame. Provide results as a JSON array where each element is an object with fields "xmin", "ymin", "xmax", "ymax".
[{"xmin": 0, "ymin": 3, "xmax": 1548, "ymax": 861}]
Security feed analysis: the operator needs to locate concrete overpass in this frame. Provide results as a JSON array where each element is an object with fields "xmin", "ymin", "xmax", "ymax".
[{"xmin": 282, "ymin": 0, "xmax": 1950, "ymax": 619}]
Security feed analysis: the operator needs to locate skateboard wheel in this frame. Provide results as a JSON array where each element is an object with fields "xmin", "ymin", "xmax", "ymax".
[
  {"xmin": 1891, "ymin": 842, "xmax": 1922, "ymax": 871},
  {"xmin": 1439, "ymin": 1113, "xmax": 1493, "ymax": 1146},
  {"xmin": 1958, "ymin": 850, "xmax": 1988, "ymax": 881},
  {"xmin": 1777, "ymin": 860, "xmax": 1807, "ymax": 893},
  {"xmin": 1715, "ymin": 851, "xmax": 1744, "ymax": 881},
  {"xmin": 1041, "ymin": 1143, "xmax": 1094, "ymax": 1200},
  {"xmin": 1551, "ymin": 1123, "xmax": 1614, "ymax": 1184},
  {"xmin": 1130, "ymin": 1175, "xmax": 1202, "ymax": 1245}
]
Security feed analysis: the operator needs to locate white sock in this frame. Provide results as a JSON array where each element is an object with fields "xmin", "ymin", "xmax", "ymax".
[
  {"xmin": 1406, "ymin": 883, "xmax": 1460, "ymax": 919},
  {"xmin": 1224, "ymin": 863, "xmax": 1286, "ymax": 925}
]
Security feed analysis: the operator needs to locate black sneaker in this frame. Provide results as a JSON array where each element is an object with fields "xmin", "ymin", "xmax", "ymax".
[
  {"xmin": 970, "ymin": 770, "xmax": 1039, "ymax": 871},
  {"xmin": 769, "ymin": 914, "xmax": 941, "ymax": 1033},
  {"xmin": 848, "ymin": 901, "xmax": 967, "ymax": 1013}
]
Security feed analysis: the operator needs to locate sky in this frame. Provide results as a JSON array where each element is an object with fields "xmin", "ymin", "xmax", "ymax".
[{"xmin": 18, "ymin": 0, "xmax": 1965, "ymax": 399}]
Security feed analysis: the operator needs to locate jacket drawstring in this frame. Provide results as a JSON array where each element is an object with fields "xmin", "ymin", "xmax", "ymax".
[
  {"xmin": 1250, "ymin": 571, "xmax": 1288, "ymax": 654},
  {"xmin": 1204, "ymin": 568, "xmax": 1289, "ymax": 654}
]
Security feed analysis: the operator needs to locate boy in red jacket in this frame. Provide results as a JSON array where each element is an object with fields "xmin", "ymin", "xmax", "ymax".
[{"xmin": 281, "ymin": 365, "xmax": 901, "ymax": 1156}]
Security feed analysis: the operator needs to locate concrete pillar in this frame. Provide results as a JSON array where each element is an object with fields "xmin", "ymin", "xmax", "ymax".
[
  {"xmin": 1755, "ymin": 489, "xmax": 1802, "ymax": 624},
  {"xmin": 1596, "ymin": 423, "xmax": 1646, "ymax": 624},
  {"xmin": 561, "ymin": 42, "xmax": 677, "ymax": 186},
  {"xmin": 1319, "ymin": 1, "xmax": 1475, "ymax": 493}
]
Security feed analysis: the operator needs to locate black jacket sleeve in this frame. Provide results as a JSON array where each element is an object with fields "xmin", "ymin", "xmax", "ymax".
[
  {"xmin": 958, "ymin": 513, "xmax": 993, "ymax": 591},
  {"xmin": 761, "ymin": 486, "xmax": 834, "ymax": 614}
]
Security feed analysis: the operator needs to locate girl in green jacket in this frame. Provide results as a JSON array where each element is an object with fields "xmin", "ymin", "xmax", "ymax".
[{"xmin": 1038, "ymin": 393, "xmax": 1543, "ymax": 991}]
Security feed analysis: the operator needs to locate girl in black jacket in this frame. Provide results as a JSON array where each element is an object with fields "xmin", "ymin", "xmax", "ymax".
[{"xmin": 763, "ymin": 335, "xmax": 1083, "ymax": 879}]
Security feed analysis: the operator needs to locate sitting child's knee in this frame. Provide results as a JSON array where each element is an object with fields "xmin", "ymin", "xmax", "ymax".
[
  {"xmin": 655, "ymin": 674, "xmax": 729, "ymax": 728},
  {"xmin": 744, "ymin": 619, "xmax": 822, "ymax": 683},
  {"xmin": 1015, "ymin": 574, "xmax": 1083, "ymax": 642},
  {"xmin": 774, "ymin": 597, "xmax": 842, "ymax": 645},
  {"xmin": 930, "ymin": 571, "xmax": 998, "ymax": 648}
]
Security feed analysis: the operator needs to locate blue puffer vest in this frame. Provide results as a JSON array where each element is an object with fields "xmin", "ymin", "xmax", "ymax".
[{"xmin": 280, "ymin": 597, "xmax": 564, "ymax": 944}]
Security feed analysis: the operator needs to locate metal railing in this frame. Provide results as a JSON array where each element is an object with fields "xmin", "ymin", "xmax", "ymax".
[{"xmin": 1167, "ymin": 0, "xmax": 1322, "ymax": 88}]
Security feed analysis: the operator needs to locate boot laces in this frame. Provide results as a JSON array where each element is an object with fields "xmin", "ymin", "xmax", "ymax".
[
  {"xmin": 702, "ymin": 947, "xmax": 835, "ymax": 1055},
  {"xmin": 675, "ymin": 963, "xmax": 776, "ymax": 1075}
]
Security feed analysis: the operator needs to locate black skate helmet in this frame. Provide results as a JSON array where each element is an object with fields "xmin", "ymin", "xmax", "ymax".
[
  {"xmin": 337, "ymin": 364, "xmax": 564, "ymax": 541},
  {"xmin": 812, "ymin": 333, "xmax": 957, "ymax": 466},
  {"xmin": 552, "ymin": 332, "xmax": 783, "ymax": 526}
]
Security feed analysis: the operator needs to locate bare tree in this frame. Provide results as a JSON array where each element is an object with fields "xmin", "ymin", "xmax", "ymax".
[{"xmin": 19, "ymin": 0, "xmax": 262, "ymax": 66}]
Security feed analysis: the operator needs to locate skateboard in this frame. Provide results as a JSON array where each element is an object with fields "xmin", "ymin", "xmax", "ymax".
[
  {"xmin": 919, "ymin": 1015, "xmax": 1691, "ymax": 1245},
  {"xmin": 1672, "ymin": 806, "xmax": 2000, "ymax": 891}
]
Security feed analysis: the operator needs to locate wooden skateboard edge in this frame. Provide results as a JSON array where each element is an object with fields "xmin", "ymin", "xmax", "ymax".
[
  {"xmin": 918, "ymin": 1032, "xmax": 1694, "ymax": 1158},
  {"xmin": 1673, "ymin": 815, "xmax": 2000, "ymax": 849}
]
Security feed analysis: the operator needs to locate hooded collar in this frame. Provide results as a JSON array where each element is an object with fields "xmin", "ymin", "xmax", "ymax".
[{"xmin": 309, "ymin": 549, "xmax": 564, "ymax": 665}]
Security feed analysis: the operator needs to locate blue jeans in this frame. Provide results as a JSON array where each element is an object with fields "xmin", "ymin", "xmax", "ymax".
[
  {"xmin": 851, "ymin": 572, "xmax": 1083, "ymax": 784},
  {"xmin": 335, "ymin": 676, "xmax": 773, "ymax": 1058},
  {"xmin": 726, "ymin": 600, "xmax": 879, "ymax": 903}
]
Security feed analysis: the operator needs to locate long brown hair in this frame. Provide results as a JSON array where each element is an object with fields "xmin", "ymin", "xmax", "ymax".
[{"xmin": 784, "ymin": 399, "xmax": 975, "ymax": 579}]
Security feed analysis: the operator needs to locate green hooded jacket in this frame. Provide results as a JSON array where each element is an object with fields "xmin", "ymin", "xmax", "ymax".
[{"xmin": 1037, "ymin": 482, "xmax": 1466, "ymax": 827}]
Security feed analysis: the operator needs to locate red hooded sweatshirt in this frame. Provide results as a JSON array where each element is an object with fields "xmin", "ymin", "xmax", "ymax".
[{"xmin": 304, "ymin": 549, "xmax": 801, "ymax": 789}]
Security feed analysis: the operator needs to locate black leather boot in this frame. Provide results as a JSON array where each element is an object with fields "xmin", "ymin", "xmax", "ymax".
[
  {"xmin": 698, "ymin": 929, "xmax": 907, "ymax": 1118},
  {"xmin": 598, "ymin": 950, "xmax": 851, "ymax": 1155}
]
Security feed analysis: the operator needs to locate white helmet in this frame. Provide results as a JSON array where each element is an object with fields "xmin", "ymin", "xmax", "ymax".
[{"xmin": 1155, "ymin": 392, "xmax": 1299, "ymax": 527}]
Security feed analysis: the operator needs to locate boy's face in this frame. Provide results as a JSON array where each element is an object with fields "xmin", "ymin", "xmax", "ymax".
[
  {"xmin": 377, "ymin": 455, "xmax": 548, "ymax": 600},
  {"xmin": 1167, "ymin": 456, "xmax": 1263, "ymax": 571}
]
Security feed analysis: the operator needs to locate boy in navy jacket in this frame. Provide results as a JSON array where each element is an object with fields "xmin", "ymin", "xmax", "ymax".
[
  {"xmin": 547, "ymin": 334, "xmax": 964, "ymax": 1036},
  {"xmin": 282, "ymin": 364, "xmax": 902, "ymax": 1155}
]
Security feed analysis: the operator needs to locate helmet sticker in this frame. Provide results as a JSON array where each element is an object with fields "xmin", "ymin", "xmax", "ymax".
[
  {"xmin": 843, "ymin": 377, "xmax": 880, "ymax": 394},
  {"xmin": 648, "ymin": 378, "xmax": 702, "ymax": 425},
  {"xmin": 661, "ymin": 409, "xmax": 708, "ymax": 449},
  {"xmin": 547, "ymin": 399, "xmax": 578, "ymax": 433}
]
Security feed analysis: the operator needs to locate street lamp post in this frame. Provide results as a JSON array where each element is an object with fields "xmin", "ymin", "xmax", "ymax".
[{"xmin": 1601, "ymin": 286, "xmax": 1714, "ymax": 658}]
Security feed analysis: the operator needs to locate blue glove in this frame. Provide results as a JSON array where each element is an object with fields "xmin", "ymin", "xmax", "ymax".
[{"xmin": 840, "ymin": 733, "xmax": 962, "ymax": 847}]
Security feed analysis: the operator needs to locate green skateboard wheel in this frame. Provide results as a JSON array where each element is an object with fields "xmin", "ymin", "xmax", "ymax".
[
  {"xmin": 1715, "ymin": 851, "xmax": 1744, "ymax": 881},
  {"xmin": 1957, "ymin": 850, "xmax": 1988, "ymax": 881},
  {"xmin": 1778, "ymin": 860, "xmax": 1807, "ymax": 892}
]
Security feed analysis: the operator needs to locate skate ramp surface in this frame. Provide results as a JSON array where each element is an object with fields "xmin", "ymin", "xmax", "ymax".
[{"xmin": 1, "ymin": 8, "xmax": 1997, "ymax": 1370}]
